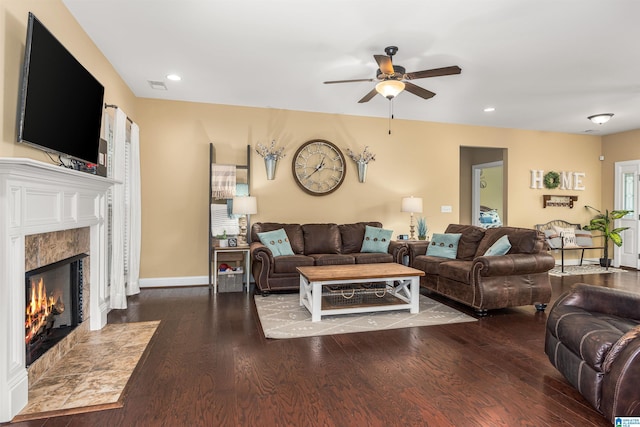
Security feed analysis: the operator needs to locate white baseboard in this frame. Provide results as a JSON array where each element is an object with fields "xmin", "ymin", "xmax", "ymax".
[{"xmin": 139, "ymin": 276, "xmax": 209, "ymax": 288}]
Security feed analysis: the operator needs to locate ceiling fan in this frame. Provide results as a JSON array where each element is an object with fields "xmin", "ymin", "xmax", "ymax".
[{"xmin": 324, "ymin": 46, "xmax": 461, "ymax": 103}]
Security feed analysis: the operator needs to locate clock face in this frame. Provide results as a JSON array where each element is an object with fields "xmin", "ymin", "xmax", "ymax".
[{"xmin": 292, "ymin": 139, "xmax": 346, "ymax": 196}]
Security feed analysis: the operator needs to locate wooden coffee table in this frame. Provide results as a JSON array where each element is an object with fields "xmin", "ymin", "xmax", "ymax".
[{"xmin": 297, "ymin": 264, "xmax": 425, "ymax": 322}]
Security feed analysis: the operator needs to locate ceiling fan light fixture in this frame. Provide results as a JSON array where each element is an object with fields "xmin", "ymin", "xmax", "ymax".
[
  {"xmin": 588, "ymin": 113, "xmax": 614, "ymax": 125},
  {"xmin": 376, "ymin": 80, "xmax": 405, "ymax": 99}
]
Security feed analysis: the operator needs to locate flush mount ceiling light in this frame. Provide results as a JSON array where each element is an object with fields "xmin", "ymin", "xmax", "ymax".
[
  {"xmin": 375, "ymin": 80, "xmax": 405, "ymax": 99},
  {"xmin": 588, "ymin": 113, "xmax": 614, "ymax": 125},
  {"xmin": 484, "ymin": 107, "xmax": 496, "ymax": 112},
  {"xmin": 166, "ymin": 74, "xmax": 181, "ymax": 81}
]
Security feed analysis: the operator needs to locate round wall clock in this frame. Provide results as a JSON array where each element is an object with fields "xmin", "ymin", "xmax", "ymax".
[{"xmin": 292, "ymin": 139, "xmax": 346, "ymax": 196}]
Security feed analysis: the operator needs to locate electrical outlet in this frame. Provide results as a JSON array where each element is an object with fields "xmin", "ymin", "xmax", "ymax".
[{"xmin": 441, "ymin": 205, "xmax": 452, "ymax": 213}]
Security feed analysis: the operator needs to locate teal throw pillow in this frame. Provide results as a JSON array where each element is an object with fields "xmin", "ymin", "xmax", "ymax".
[
  {"xmin": 257, "ymin": 228, "xmax": 294, "ymax": 257},
  {"xmin": 483, "ymin": 235, "xmax": 512, "ymax": 256},
  {"xmin": 426, "ymin": 233, "xmax": 461, "ymax": 259},
  {"xmin": 361, "ymin": 225, "xmax": 393, "ymax": 253}
]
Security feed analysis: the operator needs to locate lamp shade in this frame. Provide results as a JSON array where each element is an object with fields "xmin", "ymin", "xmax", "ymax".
[
  {"xmin": 587, "ymin": 113, "xmax": 614, "ymax": 125},
  {"xmin": 401, "ymin": 196, "xmax": 423, "ymax": 214},
  {"xmin": 376, "ymin": 80, "xmax": 405, "ymax": 99},
  {"xmin": 232, "ymin": 196, "xmax": 257, "ymax": 215}
]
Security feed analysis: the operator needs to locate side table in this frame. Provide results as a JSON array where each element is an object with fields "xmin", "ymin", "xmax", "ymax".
[{"xmin": 211, "ymin": 246, "xmax": 250, "ymax": 294}]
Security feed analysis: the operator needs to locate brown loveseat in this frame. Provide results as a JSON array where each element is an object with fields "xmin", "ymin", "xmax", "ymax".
[
  {"xmin": 250, "ymin": 222, "xmax": 407, "ymax": 293},
  {"xmin": 545, "ymin": 284, "xmax": 640, "ymax": 422},
  {"xmin": 408, "ymin": 224, "xmax": 555, "ymax": 315}
]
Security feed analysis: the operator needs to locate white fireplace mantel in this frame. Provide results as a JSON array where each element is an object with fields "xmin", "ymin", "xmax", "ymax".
[{"xmin": 0, "ymin": 158, "xmax": 117, "ymax": 422}]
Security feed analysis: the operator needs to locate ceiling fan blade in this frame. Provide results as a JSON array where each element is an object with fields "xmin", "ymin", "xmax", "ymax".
[
  {"xmin": 405, "ymin": 65, "xmax": 462, "ymax": 80},
  {"xmin": 324, "ymin": 78, "xmax": 375, "ymax": 84},
  {"xmin": 358, "ymin": 88, "xmax": 379, "ymax": 103},
  {"xmin": 374, "ymin": 55, "xmax": 394, "ymax": 75},
  {"xmin": 404, "ymin": 82, "xmax": 436, "ymax": 100}
]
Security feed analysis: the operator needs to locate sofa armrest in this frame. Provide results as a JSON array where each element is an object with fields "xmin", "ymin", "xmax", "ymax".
[
  {"xmin": 601, "ymin": 327, "xmax": 640, "ymax": 421},
  {"xmin": 388, "ymin": 240, "xmax": 408, "ymax": 264},
  {"xmin": 250, "ymin": 241, "xmax": 274, "ymax": 286},
  {"xmin": 554, "ymin": 283, "xmax": 640, "ymax": 320},
  {"xmin": 407, "ymin": 241, "xmax": 430, "ymax": 266},
  {"xmin": 472, "ymin": 253, "xmax": 556, "ymax": 277}
]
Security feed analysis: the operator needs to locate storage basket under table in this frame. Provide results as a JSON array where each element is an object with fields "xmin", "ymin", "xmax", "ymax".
[{"xmin": 322, "ymin": 282, "xmax": 401, "ymax": 308}]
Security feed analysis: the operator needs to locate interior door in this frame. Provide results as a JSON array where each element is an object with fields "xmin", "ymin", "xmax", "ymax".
[{"xmin": 615, "ymin": 160, "xmax": 639, "ymax": 268}]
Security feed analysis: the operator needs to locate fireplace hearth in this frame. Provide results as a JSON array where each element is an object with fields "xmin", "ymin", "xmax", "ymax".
[{"xmin": 25, "ymin": 254, "xmax": 87, "ymax": 366}]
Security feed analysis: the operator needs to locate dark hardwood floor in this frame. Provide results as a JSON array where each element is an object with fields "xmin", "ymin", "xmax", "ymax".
[{"xmin": 7, "ymin": 271, "xmax": 639, "ymax": 426}]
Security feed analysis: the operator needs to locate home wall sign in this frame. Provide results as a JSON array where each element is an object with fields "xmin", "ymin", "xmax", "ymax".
[{"xmin": 530, "ymin": 170, "xmax": 586, "ymax": 190}]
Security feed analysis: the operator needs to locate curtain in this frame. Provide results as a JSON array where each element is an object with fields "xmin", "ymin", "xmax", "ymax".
[
  {"xmin": 110, "ymin": 108, "xmax": 127, "ymax": 309},
  {"xmin": 127, "ymin": 122, "xmax": 141, "ymax": 296}
]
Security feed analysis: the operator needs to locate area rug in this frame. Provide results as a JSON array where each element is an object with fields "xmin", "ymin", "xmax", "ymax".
[
  {"xmin": 254, "ymin": 293, "xmax": 477, "ymax": 339},
  {"xmin": 14, "ymin": 320, "xmax": 160, "ymax": 421},
  {"xmin": 549, "ymin": 264, "xmax": 627, "ymax": 277}
]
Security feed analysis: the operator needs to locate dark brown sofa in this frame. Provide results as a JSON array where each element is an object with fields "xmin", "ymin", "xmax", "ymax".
[
  {"xmin": 545, "ymin": 284, "xmax": 640, "ymax": 422},
  {"xmin": 250, "ymin": 222, "xmax": 407, "ymax": 293},
  {"xmin": 408, "ymin": 224, "xmax": 555, "ymax": 315}
]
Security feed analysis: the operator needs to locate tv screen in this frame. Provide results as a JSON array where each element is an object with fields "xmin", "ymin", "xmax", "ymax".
[{"xmin": 17, "ymin": 12, "xmax": 104, "ymax": 165}]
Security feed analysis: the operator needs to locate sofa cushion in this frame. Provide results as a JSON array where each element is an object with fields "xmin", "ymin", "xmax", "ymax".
[
  {"xmin": 544, "ymin": 229, "xmax": 562, "ymax": 249},
  {"xmin": 412, "ymin": 255, "xmax": 450, "ymax": 276},
  {"xmin": 352, "ymin": 252, "xmax": 393, "ymax": 264},
  {"xmin": 310, "ymin": 254, "xmax": 355, "ymax": 266},
  {"xmin": 302, "ymin": 223, "xmax": 341, "ymax": 255},
  {"xmin": 361, "ymin": 225, "xmax": 393, "ymax": 253},
  {"xmin": 438, "ymin": 260, "xmax": 473, "ymax": 284},
  {"xmin": 484, "ymin": 235, "xmax": 511, "ymax": 256},
  {"xmin": 252, "ymin": 223, "xmax": 305, "ymax": 254},
  {"xmin": 339, "ymin": 222, "xmax": 382, "ymax": 253},
  {"xmin": 257, "ymin": 228, "xmax": 294, "ymax": 257},
  {"xmin": 427, "ymin": 233, "xmax": 461, "ymax": 259},
  {"xmin": 575, "ymin": 229, "xmax": 594, "ymax": 247},
  {"xmin": 272, "ymin": 255, "xmax": 315, "ymax": 274},
  {"xmin": 445, "ymin": 224, "xmax": 485, "ymax": 260},
  {"xmin": 476, "ymin": 227, "xmax": 542, "ymax": 256}
]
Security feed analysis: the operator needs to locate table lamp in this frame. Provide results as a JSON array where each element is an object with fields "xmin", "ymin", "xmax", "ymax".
[
  {"xmin": 401, "ymin": 196, "xmax": 423, "ymax": 240},
  {"xmin": 232, "ymin": 196, "xmax": 257, "ymax": 245}
]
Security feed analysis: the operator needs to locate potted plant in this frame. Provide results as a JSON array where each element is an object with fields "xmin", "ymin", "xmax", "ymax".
[
  {"xmin": 584, "ymin": 206, "xmax": 632, "ymax": 269},
  {"xmin": 417, "ymin": 217, "xmax": 428, "ymax": 240}
]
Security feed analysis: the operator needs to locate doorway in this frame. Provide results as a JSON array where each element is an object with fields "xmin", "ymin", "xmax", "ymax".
[
  {"xmin": 472, "ymin": 161, "xmax": 504, "ymax": 227},
  {"xmin": 614, "ymin": 160, "xmax": 639, "ymax": 268},
  {"xmin": 460, "ymin": 147, "xmax": 507, "ymax": 226}
]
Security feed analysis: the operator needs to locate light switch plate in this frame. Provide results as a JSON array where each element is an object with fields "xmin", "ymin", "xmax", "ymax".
[{"xmin": 441, "ymin": 205, "xmax": 452, "ymax": 213}]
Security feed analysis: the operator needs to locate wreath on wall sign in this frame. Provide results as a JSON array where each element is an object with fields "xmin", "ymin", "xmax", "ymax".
[{"xmin": 543, "ymin": 171, "xmax": 561, "ymax": 189}]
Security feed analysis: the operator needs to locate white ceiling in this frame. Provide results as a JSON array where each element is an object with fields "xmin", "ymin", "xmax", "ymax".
[{"xmin": 62, "ymin": 0, "xmax": 640, "ymax": 136}]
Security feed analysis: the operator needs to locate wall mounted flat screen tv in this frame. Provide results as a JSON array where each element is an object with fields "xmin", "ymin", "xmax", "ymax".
[{"xmin": 17, "ymin": 12, "xmax": 104, "ymax": 165}]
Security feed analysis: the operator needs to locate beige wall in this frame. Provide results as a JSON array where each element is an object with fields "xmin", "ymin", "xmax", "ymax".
[
  {"xmin": 3, "ymin": 1, "xmax": 635, "ymax": 281},
  {"xmin": 135, "ymin": 98, "xmax": 605, "ymax": 278},
  {"xmin": 602, "ymin": 129, "xmax": 640, "ymax": 209},
  {"xmin": 1, "ymin": 1, "xmax": 137, "ymax": 159}
]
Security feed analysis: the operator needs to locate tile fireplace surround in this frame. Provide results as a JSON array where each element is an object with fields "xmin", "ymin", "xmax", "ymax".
[{"xmin": 0, "ymin": 158, "xmax": 116, "ymax": 422}]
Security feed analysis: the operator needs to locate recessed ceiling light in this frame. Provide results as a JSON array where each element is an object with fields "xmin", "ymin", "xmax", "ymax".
[
  {"xmin": 484, "ymin": 107, "xmax": 496, "ymax": 112},
  {"xmin": 166, "ymin": 74, "xmax": 182, "ymax": 81}
]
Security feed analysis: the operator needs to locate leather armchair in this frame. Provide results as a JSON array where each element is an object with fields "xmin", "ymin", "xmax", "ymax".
[{"xmin": 545, "ymin": 283, "xmax": 640, "ymax": 422}]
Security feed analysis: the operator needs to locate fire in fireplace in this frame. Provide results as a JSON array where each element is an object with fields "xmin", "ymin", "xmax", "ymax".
[{"xmin": 25, "ymin": 254, "xmax": 86, "ymax": 366}]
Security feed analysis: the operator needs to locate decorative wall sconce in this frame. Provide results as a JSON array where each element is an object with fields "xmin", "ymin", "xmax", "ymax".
[
  {"xmin": 346, "ymin": 146, "xmax": 376, "ymax": 183},
  {"xmin": 255, "ymin": 141, "xmax": 286, "ymax": 180}
]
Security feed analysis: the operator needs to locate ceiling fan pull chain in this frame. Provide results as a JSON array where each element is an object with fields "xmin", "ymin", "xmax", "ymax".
[{"xmin": 388, "ymin": 100, "xmax": 392, "ymax": 135}]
